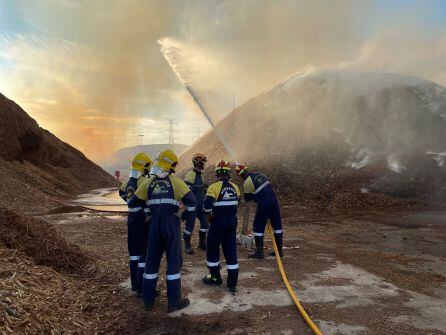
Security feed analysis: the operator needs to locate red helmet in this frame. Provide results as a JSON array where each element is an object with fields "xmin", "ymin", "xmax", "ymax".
[
  {"xmin": 192, "ymin": 153, "xmax": 207, "ymax": 168},
  {"xmin": 235, "ymin": 164, "xmax": 249, "ymax": 177},
  {"xmin": 215, "ymin": 160, "xmax": 231, "ymax": 175}
]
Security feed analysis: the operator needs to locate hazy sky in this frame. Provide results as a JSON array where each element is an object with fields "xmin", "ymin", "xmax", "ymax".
[{"xmin": 1, "ymin": 0, "xmax": 446, "ymax": 163}]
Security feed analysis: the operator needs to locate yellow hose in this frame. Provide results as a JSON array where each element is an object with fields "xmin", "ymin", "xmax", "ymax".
[{"xmin": 267, "ymin": 224, "xmax": 324, "ymax": 335}]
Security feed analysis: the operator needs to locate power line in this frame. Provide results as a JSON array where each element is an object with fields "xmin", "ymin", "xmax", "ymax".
[{"xmin": 167, "ymin": 119, "xmax": 177, "ymax": 144}]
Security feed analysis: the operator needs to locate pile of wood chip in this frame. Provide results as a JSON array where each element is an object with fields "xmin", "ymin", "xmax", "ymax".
[{"xmin": 0, "ymin": 206, "xmax": 89, "ymax": 273}]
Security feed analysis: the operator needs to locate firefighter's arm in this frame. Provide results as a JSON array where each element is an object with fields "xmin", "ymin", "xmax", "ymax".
[
  {"xmin": 138, "ymin": 177, "xmax": 152, "ymax": 216},
  {"xmin": 128, "ymin": 179, "xmax": 149, "ymax": 212},
  {"xmin": 243, "ymin": 177, "xmax": 255, "ymax": 202},
  {"xmin": 203, "ymin": 195, "xmax": 215, "ymax": 223},
  {"xmin": 118, "ymin": 180, "xmax": 128, "ymax": 202},
  {"xmin": 172, "ymin": 176, "xmax": 196, "ymax": 220},
  {"xmin": 203, "ymin": 183, "xmax": 220, "ymax": 222},
  {"xmin": 184, "ymin": 170, "xmax": 197, "ymax": 191}
]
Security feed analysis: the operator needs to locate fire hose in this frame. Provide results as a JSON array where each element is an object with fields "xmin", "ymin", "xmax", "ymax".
[
  {"xmin": 267, "ymin": 224, "xmax": 324, "ymax": 335},
  {"xmin": 55, "ymin": 199, "xmax": 322, "ymax": 333}
]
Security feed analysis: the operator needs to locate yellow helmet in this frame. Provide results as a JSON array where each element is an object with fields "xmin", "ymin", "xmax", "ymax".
[
  {"xmin": 131, "ymin": 152, "xmax": 152, "ymax": 172},
  {"xmin": 155, "ymin": 149, "xmax": 178, "ymax": 172}
]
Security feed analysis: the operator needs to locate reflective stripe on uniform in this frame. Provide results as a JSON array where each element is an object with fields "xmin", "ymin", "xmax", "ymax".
[
  {"xmin": 147, "ymin": 198, "xmax": 180, "ymax": 206},
  {"xmin": 213, "ymin": 200, "xmax": 238, "ymax": 206},
  {"xmin": 253, "ymin": 232, "xmax": 264, "ymax": 237},
  {"xmin": 183, "ymin": 229, "xmax": 192, "ymax": 235},
  {"xmin": 185, "ymin": 206, "xmax": 196, "ymax": 211},
  {"xmin": 199, "ymin": 228, "xmax": 208, "ymax": 232},
  {"xmin": 166, "ymin": 273, "xmax": 181, "ymax": 280},
  {"xmin": 130, "ymin": 256, "xmax": 140, "ymax": 261},
  {"xmin": 254, "ymin": 181, "xmax": 270, "ymax": 194},
  {"xmin": 207, "ymin": 261, "xmax": 219, "ymax": 267},
  {"xmin": 204, "ymin": 208, "xmax": 212, "ymax": 213},
  {"xmin": 138, "ymin": 263, "xmax": 146, "ymax": 268},
  {"xmin": 274, "ymin": 229, "xmax": 283, "ymax": 234},
  {"xmin": 143, "ymin": 273, "xmax": 158, "ymax": 279},
  {"xmin": 227, "ymin": 264, "xmax": 239, "ymax": 270},
  {"xmin": 143, "ymin": 208, "xmax": 151, "ymax": 213},
  {"xmin": 128, "ymin": 207, "xmax": 142, "ymax": 212}
]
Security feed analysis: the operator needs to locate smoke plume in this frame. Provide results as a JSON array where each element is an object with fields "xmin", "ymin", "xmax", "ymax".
[{"xmin": 1, "ymin": 0, "xmax": 445, "ymax": 162}]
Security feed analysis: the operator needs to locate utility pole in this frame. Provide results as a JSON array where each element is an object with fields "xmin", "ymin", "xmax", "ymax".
[
  {"xmin": 168, "ymin": 119, "xmax": 177, "ymax": 144},
  {"xmin": 138, "ymin": 134, "xmax": 144, "ymax": 145},
  {"xmin": 193, "ymin": 127, "xmax": 201, "ymax": 141}
]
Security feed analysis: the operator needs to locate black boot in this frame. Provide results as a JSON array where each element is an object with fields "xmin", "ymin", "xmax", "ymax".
[
  {"xmin": 168, "ymin": 298, "xmax": 190, "ymax": 313},
  {"xmin": 203, "ymin": 265, "xmax": 222, "ymax": 285},
  {"xmin": 202, "ymin": 273, "xmax": 223, "ymax": 285},
  {"xmin": 249, "ymin": 236, "xmax": 265, "ymax": 259},
  {"xmin": 144, "ymin": 301, "xmax": 154, "ymax": 311},
  {"xmin": 198, "ymin": 231, "xmax": 207, "ymax": 251},
  {"xmin": 268, "ymin": 233, "xmax": 283, "ymax": 257},
  {"xmin": 183, "ymin": 233, "xmax": 194, "ymax": 254},
  {"xmin": 228, "ymin": 286, "xmax": 237, "ymax": 293}
]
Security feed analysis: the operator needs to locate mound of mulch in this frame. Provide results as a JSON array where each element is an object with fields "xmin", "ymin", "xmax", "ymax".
[
  {"xmin": 0, "ymin": 247, "xmax": 101, "ymax": 334},
  {"xmin": 0, "ymin": 206, "xmax": 90, "ymax": 274},
  {"xmin": 180, "ymin": 145, "xmax": 445, "ymax": 213}
]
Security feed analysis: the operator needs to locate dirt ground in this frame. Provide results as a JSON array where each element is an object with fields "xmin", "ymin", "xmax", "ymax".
[{"xmin": 19, "ymin": 188, "xmax": 442, "ymax": 335}]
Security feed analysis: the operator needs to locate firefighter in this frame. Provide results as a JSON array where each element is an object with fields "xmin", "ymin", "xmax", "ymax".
[
  {"xmin": 183, "ymin": 153, "xmax": 208, "ymax": 254},
  {"xmin": 129, "ymin": 149, "xmax": 196, "ymax": 313},
  {"xmin": 235, "ymin": 165, "xmax": 283, "ymax": 259},
  {"xmin": 202, "ymin": 161, "xmax": 240, "ymax": 293},
  {"xmin": 118, "ymin": 152, "xmax": 152, "ymax": 296}
]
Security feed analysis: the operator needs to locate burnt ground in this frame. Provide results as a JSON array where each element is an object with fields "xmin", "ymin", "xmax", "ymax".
[{"xmin": 12, "ymin": 188, "xmax": 442, "ymax": 335}]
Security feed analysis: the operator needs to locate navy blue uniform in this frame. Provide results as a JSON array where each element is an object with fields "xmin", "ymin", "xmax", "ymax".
[
  {"xmin": 183, "ymin": 169, "xmax": 208, "ymax": 235},
  {"xmin": 204, "ymin": 178, "xmax": 240, "ymax": 288},
  {"xmin": 119, "ymin": 171, "xmax": 150, "ymax": 292},
  {"xmin": 243, "ymin": 172, "xmax": 282, "ymax": 236},
  {"xmin": 130, "ymin": 174, "xmax": 195, "ymax": 307}
]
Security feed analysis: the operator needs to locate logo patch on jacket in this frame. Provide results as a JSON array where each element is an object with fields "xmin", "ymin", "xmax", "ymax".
[
  {"xmin": 221, "ymin": 187, "xmax": 237, "ymax": 200},
  {"xmin": 254, "ymin": 174, "xmax": 267, "ymax": 185},
  {"xmin": 151, "ymin": 179, "xmax": 171, "ymax": 194}
]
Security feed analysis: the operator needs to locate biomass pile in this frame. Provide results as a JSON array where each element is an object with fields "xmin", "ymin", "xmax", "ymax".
[
  {"xmin": 179, "ymin": 70, "xmax": 446, "ymax": 210},
  {"xmin": 0, "ymin": 92, "xmax": 117, "ymax": 213},
  {"xmin": 0, "ymin": 93, "xmax": 119, "ymax": 333}
]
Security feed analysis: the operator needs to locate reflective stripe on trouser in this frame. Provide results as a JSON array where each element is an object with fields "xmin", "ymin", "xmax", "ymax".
[
  {"xmin": 137, "ymin": 261, "xmax": 146, "ymax": 295},
  {"xmin": 206, "ymin": 216, "xmax": 238, "ymax": 287},
  {"xmin": 143, "ymin": 213, "xmax": 183, "ymax": 306},
  {"xmin": 127, "ymin": 210, "xmax": 147, "ymax": 291},
  {"xmin": 129, "ymin": 259, "xmax": 138, "ymax": 290},
  {"xmin": 166, "ymin": 273, "xmax": 181, "ymax": 307},
  {"xmin": 252, "ymin": 200, "xmax": 282, "ymax": 236},
  {"xmin": 184, "ymin": 205, "xmax": 208, "ymax": 236},
  {"xmin": 226, "ymin": 263, "xmax": 239, "ymax": 288}
]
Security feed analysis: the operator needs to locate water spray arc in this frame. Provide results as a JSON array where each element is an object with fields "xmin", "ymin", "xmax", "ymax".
[{"xmin": 158, "ymin": 38, "xmax": 238, "ymax": 163}]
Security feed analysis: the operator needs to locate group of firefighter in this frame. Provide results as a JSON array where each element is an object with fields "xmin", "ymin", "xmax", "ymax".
[{"xmin": 119, "ymin": 149, "xmax": 283, "ymax": 313}]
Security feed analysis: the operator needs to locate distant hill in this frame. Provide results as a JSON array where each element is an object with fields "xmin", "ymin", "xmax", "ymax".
[
  {"xmin": 0, "ymin": 92, "xmax": 117, "ymax": 213},
  {"xmin": 102, "ymin": 144, "xmax": 188, "ymax": 176}
]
